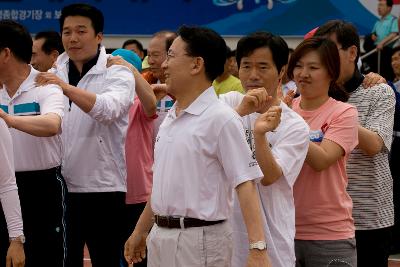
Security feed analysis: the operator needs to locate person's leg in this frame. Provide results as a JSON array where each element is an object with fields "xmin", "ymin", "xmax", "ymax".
[
  {"xmin": 356, "ymin": 228, "xmax": 392, "ymax": 267},
  {"xmin": 65, "ymin": 193, "xmax": 86, "ymax": 267},
  {"xmin": 16, "ymin": 168, "xmax": 67, "ymax": 267},
  {"xmin": 175, "ymin": 221, "xmax": 232, "ymax": 267},
  {"xmin": 294, "ymin": 240, "xmax": 306, "ymax": 267},
  {"xmin": 85, "ymin": 192, "xmax": 125, "ymax": 267},
  {"xmin": 300, "ymin": 239, "xmax": 356, "ymax": 267},
  {"xmin": 39, "ymin": 168, "xmax": 68, "ymax": 267}
]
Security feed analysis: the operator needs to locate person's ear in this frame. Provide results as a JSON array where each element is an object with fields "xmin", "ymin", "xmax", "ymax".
[{"xmin": 190, "ymin": 56, "xmax": 204, "ymax": 75}]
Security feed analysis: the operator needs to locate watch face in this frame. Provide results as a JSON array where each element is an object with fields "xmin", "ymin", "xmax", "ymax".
[{"xmin": 249, "ymin": 241, "xmax": 267, "ymax": 250}]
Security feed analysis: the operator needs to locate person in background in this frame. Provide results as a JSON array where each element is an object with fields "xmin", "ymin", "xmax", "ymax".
[
  {"xmin": 145, "ymin": 31, "xmax": 177, "ymax": 139},
  {"xmin": 31, "ymin": 31, "xmax": 64, "ymax": 72},
  {"xmin": 316, "ymin": 20, "xmax": 396, "ymax": 267},
  {"xmin": 229, "ymin": 49, "xmax": 239, "ymax": 78},
  {"xmin": 122, "ymin": 39, "xmax": 145, "ymax": 60},
  {"xmin": 389, "ymin": 45, "xmax": 400, "ymax": 255},
  {"xmin": 213, "ymin": 45, "xmax": 244, "ymax": 96},
  {"xmin": 364, "ymin": 0, "xmax": 398, "ymax": 80}
]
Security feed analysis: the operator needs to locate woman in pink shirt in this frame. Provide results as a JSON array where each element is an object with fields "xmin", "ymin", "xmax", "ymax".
[{"xmin": 287, "ymin": 38, "xmax": 359, "ymax": 266}]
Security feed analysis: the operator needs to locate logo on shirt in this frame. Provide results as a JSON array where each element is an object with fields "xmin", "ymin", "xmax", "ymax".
[
  {"xmin": 249, "ymin": 161, "xmax": 259, "ymax": 167},
  {"xmin": 309, "ymin": 129, "xmax": 324, "ymax": 142}
]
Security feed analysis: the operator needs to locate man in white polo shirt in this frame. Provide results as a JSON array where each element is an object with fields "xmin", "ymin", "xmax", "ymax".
[
  {"xmin": 219, "ymin": 32, "xmax": 309, "ymax": 267},
  {"xmin": 124, "ymin": 26, "xmax": 270, "ymax": 267},
  {"xmin": 0, "ymin": 20, "xmax": 66, "ymax": 267}
]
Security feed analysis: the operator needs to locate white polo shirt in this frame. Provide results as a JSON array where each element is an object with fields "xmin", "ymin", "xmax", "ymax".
[
  {"xmin": 151, "ymin": 87, "xmax": 263, "ymax": 221},
  {"xmin": 0, "ymin": 66, "xmax": 64, "ymax": 172},
  {"xmin": 220, "ymin": 91, "xmax": 309, "ymax": 267}
]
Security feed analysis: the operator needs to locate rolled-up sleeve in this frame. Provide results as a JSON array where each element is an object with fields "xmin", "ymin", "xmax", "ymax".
[
  {"xmin": 88, "ymin": 65, "xmax": 135, "ymax": 124},
  {"xmin": 0, "ymin": 121, "xmax": 23, "ymax": 238}
]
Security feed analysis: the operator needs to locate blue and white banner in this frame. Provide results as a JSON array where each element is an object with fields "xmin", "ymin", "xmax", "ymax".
[{"xmin": 0, "ymin": 0, "xmax": 395, "ymax": 36}]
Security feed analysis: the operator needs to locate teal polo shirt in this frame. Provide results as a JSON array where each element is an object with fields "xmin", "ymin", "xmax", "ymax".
[{"xmin": 372, "ymin": 14, "xmax": 399, "ymax": 44}]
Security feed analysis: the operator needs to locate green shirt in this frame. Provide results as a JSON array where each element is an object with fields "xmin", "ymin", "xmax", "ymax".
[{"xmin": 213, "ymin": 75, "xmax": 244, "ymax": 96}]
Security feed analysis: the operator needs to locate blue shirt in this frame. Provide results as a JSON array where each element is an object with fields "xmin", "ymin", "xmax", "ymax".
[{"xmin": 372, "ymin": 14, "xmax": 399, "ymax": 44}]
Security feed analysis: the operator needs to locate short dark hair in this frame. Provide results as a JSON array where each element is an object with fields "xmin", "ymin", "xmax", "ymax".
[
  {"xmin": 154, "ymin": 31, "xmax": 177, "ymax": 52},
  {"xmin": 34, "ymin": 31, "xmax": 64, "ymax": 55},
  {"xmin": 287, "ymin": 37, "xmax": 349, "ymax": 102},
  {"xmin": 236, "ymin": 31, "xmax": 289, "ymax": 73},
  {"xmin": 228, "ymin": 49, "xmax": 236, "ymax": 58},
  {"xmin": 383, "ymin": 0, "xmax": 394, "ymax": 7},
  {"xmin": 60, "ymin": 3, "xmax": 104, "ymax": 35},
  {"xmin": 0, "ymin": 20, "xmax": 32, "ymax": 64},
  {"xmin": 122, "ymin": 39, "xmax": 144, "ymax": 52},
  {"xmin": 314, "ymin": 20, "xmax": 360, "ymax": 65},
  {"xmin": 392, "ymin": 45, "xmax": 400, "ymax": 58},
  {"xmin": 225, "ymin": 45, "xmax": 232, "ymax": 60},
  {"xmin": 178, "ymin": 25, "xmax": 226, "ymax": 82}
]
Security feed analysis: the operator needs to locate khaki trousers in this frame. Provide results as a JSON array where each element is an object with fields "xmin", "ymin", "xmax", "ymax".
[{"xmin": 147, "ymin": 221, "xmax": 232, "ymax": 267}]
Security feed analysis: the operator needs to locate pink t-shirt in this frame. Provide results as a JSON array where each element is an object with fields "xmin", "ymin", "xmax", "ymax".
[
  {"xmin": 292, "ymin": 97, "xmax": 358, "ymax": 240},
  {"xmin": 125, "ymin": 97, "xmax": 157, "ymax": 204}
]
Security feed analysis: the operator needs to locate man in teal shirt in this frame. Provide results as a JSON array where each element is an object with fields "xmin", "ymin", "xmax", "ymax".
[{"xmin": 372, "ymin": 0, "xmax": 399, "ymax": 50}]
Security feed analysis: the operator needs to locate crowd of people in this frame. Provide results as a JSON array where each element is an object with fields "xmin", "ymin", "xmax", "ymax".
[{"xmin": 0, "ymin": 2, "xmax": 399, "ymax": 267}]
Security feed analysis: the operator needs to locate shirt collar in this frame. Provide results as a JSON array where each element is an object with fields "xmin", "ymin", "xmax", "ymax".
[
  {"xmin": 343, "ymin": 68, "xmax": 364, "ymax": 94},
  {"xmin": 68, "ymin": 47, "xmax": 100, "ymax": 78},
  {"xmin": 173, "ymin": 86, "xmax": 217, "ymax": 116},
  {"xmin": 3, "ymin": 65, "xmax": 38, "ymax": 96},
  {"xmin": 56, "ymin": 45, "xmax": 107, "ymax": 76}
]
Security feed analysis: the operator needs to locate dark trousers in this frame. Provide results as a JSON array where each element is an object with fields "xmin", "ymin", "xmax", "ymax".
[
  {"xmin": 66, "ymin": 192, "xmax": 125, "ymax": 267},
  {"xmin": 120, "ymin": 202, "xmax": 147, "ymax": 267},
  {"xmin": 355, "ymin": 227, "xmax": 392, "ymax": 267},
  {"xmin": 0, "ymin": 167, "xmax": 68, "ymax": 267},
  {"xmin": 390, "ymin": 136, "xmax": 400, "ymax": 253}
]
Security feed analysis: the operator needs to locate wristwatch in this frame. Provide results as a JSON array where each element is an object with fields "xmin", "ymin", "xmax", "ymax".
[
  {"xmin": 249, "ymin": 240, "xmax": 267, "ymax": 250},
  {"xmin": 10, "ymin": 235, "xmax": 25, "ymax": 244}
]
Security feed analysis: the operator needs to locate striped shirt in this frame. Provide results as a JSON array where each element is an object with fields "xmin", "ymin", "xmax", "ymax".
[{"xmin": 347, "ymin": 83, "xmax": 395, "ymax": 230}]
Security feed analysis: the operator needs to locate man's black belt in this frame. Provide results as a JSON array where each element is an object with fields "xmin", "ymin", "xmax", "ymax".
[{"xmin": 154, "ymin": 215, "xmax": 224, "ymax": 229}]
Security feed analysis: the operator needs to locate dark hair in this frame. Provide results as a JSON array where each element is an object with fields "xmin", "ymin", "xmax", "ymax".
[
  {"xmin": 287, "ymin": 37, "xmax": 349, "ymax": 102},
  {"xmin": 392, "ymin": 45, "xmax": 400, "ymax": 57},
  {"xmin": 228, "ymin": 49, "xmax": 236, "ymax": 58},
  {"xmin": 384, "ymin": 0, "xmax": 394, "ymax": 7},
  {"xmin": 0, "ymin": 20, "xmax": 32, "ymax": 64},
  {"xmin": 236, "ymin": 31, "xmax": 289, "ymax": 73},
  {"xmin": 122, "ymin": 39, "xmax": 144, "ymax": 52},
  {"xmin": 60, "ymin": 3, "xmax": 104, "ymax": 34},
  {"xmin": 224, "ymin": 45, "xmax": 232, "ymax": 60},
  {"xmin": 314, "ymin": 20, "xmax": 360, "ymax": 65},
  {"xmin": 34, "ymin": 31, "xmax": 64, "ymax": 55},
  {"xmin": 178, "ymin": 25, "xmax": 226, "ymax": 81},
  {"xmin": 153, "ymin": 31, "xmax": 177, "ymax": 51}
]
